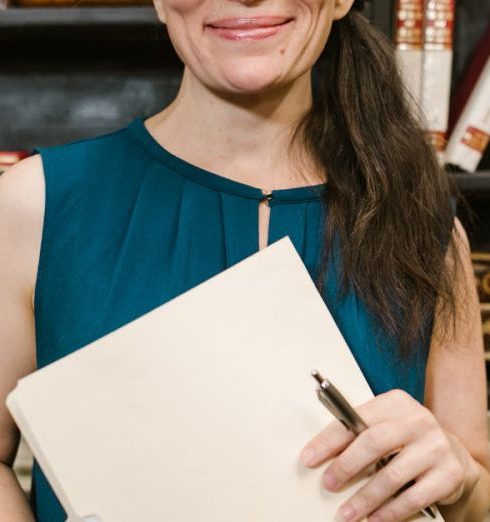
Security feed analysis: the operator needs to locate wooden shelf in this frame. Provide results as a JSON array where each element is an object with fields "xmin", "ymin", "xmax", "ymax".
[
  {"xmin": 0, "ymin": 5, "xmax": 168, "ymax": 42},
  {"xmin": 0, "ymin": 3, "xmax": 377, "ymax": 28},
  {"xmin": 0, "ymin": 6, "xmax": 159, "ymax": 27},
  {"xmin": 450, "ymin": 171, "xmax": 490, "ymax": 193}
]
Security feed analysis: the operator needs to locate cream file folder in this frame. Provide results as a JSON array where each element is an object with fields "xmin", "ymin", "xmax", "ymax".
[{"xmin": 6, "ymin": 237, "xmax": 443, "ymax": 522}]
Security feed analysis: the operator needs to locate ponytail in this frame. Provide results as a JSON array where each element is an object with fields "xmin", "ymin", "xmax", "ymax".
[{"xmin": 292, "ymin": 9, "xmax": 465, "ymax": 360}]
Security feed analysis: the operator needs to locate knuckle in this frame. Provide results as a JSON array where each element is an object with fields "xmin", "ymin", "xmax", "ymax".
[
  {"xmin": 336, "ymin": 454, "xmax": 356, "ymax": 476},
  {"xmin": 447, "ymin": 462, "xmax": 465, "ymax": 487},
  {"xmin": 386, "ymin": 388, "xmax": 411, "ymax": 406},
  {"xmin": 361, "ymin": 425, "xmax": 395, "ymax": 457},
  {"xmin": 404, "ymin": 488, "xmax": 427, "ymax": 512},
  {"xmin": 350, "ymin": 489, "xmax": 371, "ymax": 513},
  {"xmin": 362, "ymin": 429, "xmax": 385, "ymax": 455},
  {"xmin": 431, "ymin": 435, "xmax": 451, "ymax": 457},
  {"xmin": 315, "ymin": 429, "xmax": 336, "ymax": 454},
  {"xmin": 383, "ymin": 463, "xmax": 405, "ymax": 489},
  {"xmin": 411, "ymin": 408, "xmax": 436, "ymax": 431},
  {"xmin": 374, "ymin": 504, "xmax": 397, "ymax": 521}
]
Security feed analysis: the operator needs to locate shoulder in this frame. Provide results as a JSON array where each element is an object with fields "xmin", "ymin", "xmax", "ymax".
[
  {"xmin": 34, "ymin": 124, "xmax": 148, "ymax": 197},
  {"xmin": 0, "ymin": 154, "xmax": 45, "ymax": 235},
  {"xmin": 34, "ymin": 125, "xmax": 135, "ymax": 166},
  {"xmin": 0, "ymin": 155, "xmax": 45, "ymax": 309}
]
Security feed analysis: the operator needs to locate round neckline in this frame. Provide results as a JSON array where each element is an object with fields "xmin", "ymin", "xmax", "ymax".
[{"xmin": 126, "ymin": 115, "xmax": 327, "ymax": 203}]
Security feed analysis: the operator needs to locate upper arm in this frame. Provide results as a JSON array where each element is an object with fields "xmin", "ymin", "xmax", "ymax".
[
  {"xmin": 424, "ymin": 216, "xmax": 490, "ymax": 468},
  {"xmin": 0, "ymin": 155, "xmax": 44, "ymax": 467}
]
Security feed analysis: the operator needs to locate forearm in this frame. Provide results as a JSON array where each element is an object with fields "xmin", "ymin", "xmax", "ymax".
[
  {"xmin": 0, "ymin": 462, "xmax": 35, "ymax": 521},
  {"xmin": 438, "ymin": 460, "xmax": 490, "ymax": 522}
]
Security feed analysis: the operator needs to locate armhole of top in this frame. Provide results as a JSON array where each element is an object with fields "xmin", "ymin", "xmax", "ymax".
[{"xmin": 30, "ymin": 145, "xmax": 49, "ymax": 323}]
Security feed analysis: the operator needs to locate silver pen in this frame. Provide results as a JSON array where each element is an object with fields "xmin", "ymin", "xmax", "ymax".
[{"xmin": 310, "ymin": 369, "xmax": 437, "ymax": 519}]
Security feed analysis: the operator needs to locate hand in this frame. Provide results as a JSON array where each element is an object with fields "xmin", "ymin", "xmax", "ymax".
[{"xmin": 299, "ymin": 389, "xmax": 480, "ymax": 521}]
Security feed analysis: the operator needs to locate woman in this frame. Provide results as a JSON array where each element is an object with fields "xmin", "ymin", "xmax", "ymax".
[{"xmin": 0, "ymin": 0, "xmax": 489, "ymax": 520}]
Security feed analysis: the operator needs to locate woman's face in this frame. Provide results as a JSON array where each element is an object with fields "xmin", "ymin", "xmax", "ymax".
[{"xmin": 152, "ymin": 0, "xmax": 354, "ymax": 94}]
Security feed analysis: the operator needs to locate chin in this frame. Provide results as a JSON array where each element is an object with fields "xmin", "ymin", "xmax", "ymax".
[{"xmin": 215, "ymin": 59, "xmax": 287, "ymax": 94}]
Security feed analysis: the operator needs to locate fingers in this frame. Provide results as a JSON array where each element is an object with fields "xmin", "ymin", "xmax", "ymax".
[
  {"xmin": 366, "ymin": 468, "xmax": 447, "ymax": 522},
  {"xmin": 299, "ymin": 417, "xmax": 356, "ymax": 467},
  {"xmin": 333, "ymin": 438, "xmax": 433, "ymax": 521},
  {"xmin": 300, "ymin": 389, "xmax": 421, "ymax": 468},
  {"xmin": 321, "ymin": 419, "xmax": 412, "ymax": 491},
  {"xmin": 300, "ymin": 388, "xmax": 468, "ymax": 522}
]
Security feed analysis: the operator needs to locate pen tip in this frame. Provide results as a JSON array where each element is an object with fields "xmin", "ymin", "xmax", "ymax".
[{"xmin": 310, "ymin": 369, "xmax": 324, "ymax": 385}]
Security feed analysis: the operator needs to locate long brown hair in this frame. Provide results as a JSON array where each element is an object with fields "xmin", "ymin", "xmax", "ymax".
[{"xmin": 291, "ymin": 8, "xmax": 469, "ymax": 360}]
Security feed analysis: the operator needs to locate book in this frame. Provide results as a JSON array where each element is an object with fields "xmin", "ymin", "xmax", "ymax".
[
  {"xmin": 482, "ymin": 304, "xmax": 490, "ymax": 354},
  {"xmin": 447, "ymin": 20, "xmax": 490, "ymax": 138},
  {"xmin": 472, "ymin": 252, "xmax": 490, "ymax": 354},
  {"xmin": 444, "ymin": 53, "xmax": 490, "ymax": 172},
  {"xmin": 473, "ymin": 252, "xmax": 490, "ymax": 304},
  {"xmin": 420, "ymin": 0, "xmax": 455, "ymax": 161},
  {"xmin": 0, "ymin": 150, "xmax": 30, "ymax": 175},
  {"xmin": 6, "ymin": 237, "xmax": 443, "ymax": 522},
  {"xmin": 394, "ymin": 0, "xmax": 425, "ymax": 121}
]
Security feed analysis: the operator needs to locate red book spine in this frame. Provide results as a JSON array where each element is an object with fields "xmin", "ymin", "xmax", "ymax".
[
  {"xmin": 420, "ymin": 0, "xmax": 455, "ymax": 157},
  {"xmin": 394, "ymin": 0, "xmax": 425, "ymax": 118},
  {"xmin": 0, "ymin": 150, "xmax": 31, "ymax": 174},
  {"xmin": 448, "ymin": 20, "xmax": 490, "ymax": 137}
]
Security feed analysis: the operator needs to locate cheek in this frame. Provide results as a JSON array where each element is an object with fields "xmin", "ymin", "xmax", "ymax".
[{"xmin": 164, "ymin": 0, "xmax": 201, "ymax": 15}]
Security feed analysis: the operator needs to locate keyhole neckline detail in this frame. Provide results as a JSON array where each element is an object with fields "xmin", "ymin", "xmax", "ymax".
[{"xmin": 126, "ymin": 115, "xmax": 327, "ymax": 204}]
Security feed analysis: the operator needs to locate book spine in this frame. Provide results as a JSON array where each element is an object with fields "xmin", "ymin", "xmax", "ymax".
[
  {"xmin": 447, "ymin": 20, "xmax": 490, "ymax": 138},
  {"xmin": 482, "ymin": 304, "xmax": 490, "ymax": 355},
  {"xmin": 444, "ymin": 56, "xmax": 490, "ymax": 172},
  {"xmin": 472, "ymin": 252, "xmax": 490, "ymax": 304},
  {"xmin": 394, "ymin": 0, "xmax": 425, "ymax": 122},
  {"xmin": 0, "ymin": 150, "xmax": 30, "ymax": 175},
  {"xmin": 420, "ymin": 0, "xmax": 455, "ymax": 162},
  {"xmin": 472, "ymin": 252, "xmax": 490, "ymax": 355}
]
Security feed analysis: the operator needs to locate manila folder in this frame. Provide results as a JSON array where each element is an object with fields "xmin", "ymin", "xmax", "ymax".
[{"xmin": 6, "ymin": 236, "xmax": 442, "ymax": 521}]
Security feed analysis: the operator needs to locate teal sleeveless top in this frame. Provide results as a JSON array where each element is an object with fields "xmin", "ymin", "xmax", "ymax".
[{"xmin": 30, "ymin": 115, "xmax": 433, "ymax": 521}]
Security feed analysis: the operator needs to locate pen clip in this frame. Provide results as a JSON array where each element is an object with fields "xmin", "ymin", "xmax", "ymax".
[
  {"xmin": 311, "ymin": 370, "xmax": 368, "ymax": 436},
  {"xmin": 316, "ymin": 388, "xmax": 352, "ymax": 432}
]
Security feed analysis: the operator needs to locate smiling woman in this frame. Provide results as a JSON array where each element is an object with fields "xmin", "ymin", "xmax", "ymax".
[{"xmin": 0, "ymin": 0, "xmax": 489, "ymax": 521}]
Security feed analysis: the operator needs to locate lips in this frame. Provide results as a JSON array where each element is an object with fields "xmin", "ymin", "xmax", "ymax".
[{"xmin": 206, "ymin": 16, "xmax": 293, "ymax": 29}]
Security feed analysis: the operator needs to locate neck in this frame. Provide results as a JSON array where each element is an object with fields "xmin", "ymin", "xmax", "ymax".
[{"xmin": 144, "ymin": 67, "xmax": 325, "ymax": 191}]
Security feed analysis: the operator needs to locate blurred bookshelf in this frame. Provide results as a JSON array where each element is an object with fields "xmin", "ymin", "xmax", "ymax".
[
  {"xmin": 451, "ymin": 170, "xmax": 490, "ymax": 192},
  {"xmin": 1, "ymin": 0, "xmax": 489, "ymax": 383},
  {"xmin": 0, "ymin": 0, "xmax": 489, "ymax": 182},
  {"xmin": 1, "ymin": 0, "xmax": 490, "ymax": 506}
]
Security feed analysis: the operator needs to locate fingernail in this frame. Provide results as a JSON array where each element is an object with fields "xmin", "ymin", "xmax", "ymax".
[
  {"xmin": 299, "ymin": 448, "xmax": 316, "ymax": 466},
  {"xmin": 335, "ymin": 505, "xmax": 356, "ymax": 522}
]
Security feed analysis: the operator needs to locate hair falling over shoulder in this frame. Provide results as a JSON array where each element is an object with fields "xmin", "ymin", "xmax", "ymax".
[{"xmin": 292, "ymin": 9, "xmax": 469, "ymax": 361}]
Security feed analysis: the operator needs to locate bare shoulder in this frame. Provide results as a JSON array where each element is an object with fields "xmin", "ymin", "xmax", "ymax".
[
  {"xmin": 0, "ymin": 155, "xmax": 45, "ymax": 466},
  {"xmin": 0, "ymin": 154, "xmax": 45, "ymax": 219},
  {"xmin": 0, "ymin": 154, "xmax": 45, "ymax": 306}
]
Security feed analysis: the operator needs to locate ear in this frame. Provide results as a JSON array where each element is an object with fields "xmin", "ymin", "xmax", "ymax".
[
  {"xmin": 152, "ymin": 0, "xmax": 167, "ymax": 25},
  {"xmin": 332, "ymin": 0, "xmax": 356, "ymax": 21}
]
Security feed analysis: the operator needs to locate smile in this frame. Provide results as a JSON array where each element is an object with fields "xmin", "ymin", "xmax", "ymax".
[{"xmin": 205, "ymin": 16, "xmax": 294, "ymax": 41}]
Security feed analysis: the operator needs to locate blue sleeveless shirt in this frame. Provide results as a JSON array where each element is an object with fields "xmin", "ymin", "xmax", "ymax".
[{"xmin": 30, "ymin": 115, "xmax": 432, "ymax": 521}]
